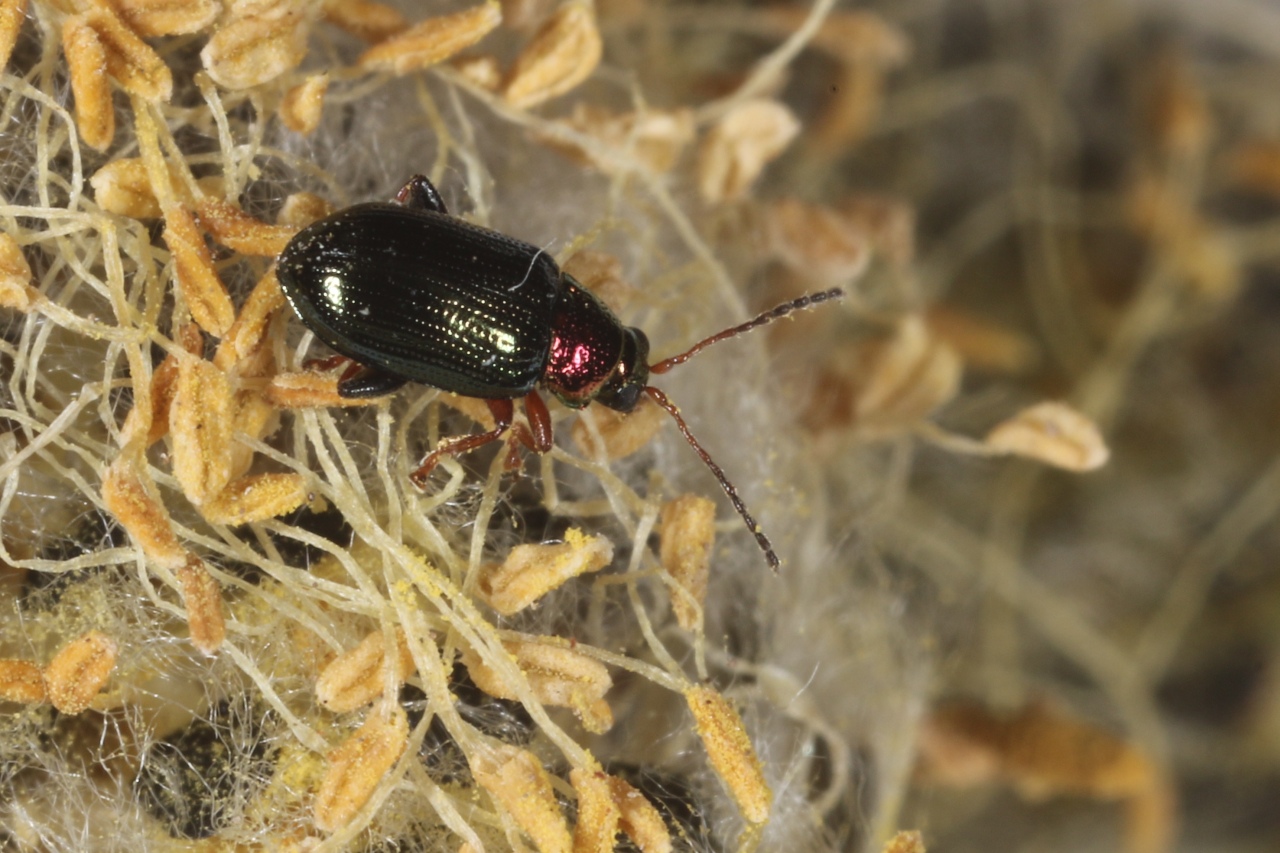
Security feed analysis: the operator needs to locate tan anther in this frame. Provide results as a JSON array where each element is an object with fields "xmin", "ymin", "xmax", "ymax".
[
  {"xmin": 685, "ymin": 684, "xmax": 771, "ymax": 824},
  {"xmin": 228, "ymin": 390, "xmax": 282, "ymax": 477},
  {"xmin": 162, "ymin": 202, "xmax": 236, "ymax": 336},
  {"xmin": 697, "ymin": 99, "xmax": 799, "ymax": 204},
  {"xmin": 358, "ymin": 2, "xmax": 501, "ymax": 75},
  {"xmin": 170, "ymin": 355, "xmax": 235, "ymax": 506},
  {"xmin": 1144, "ymin": 49, "xmax": 1211, "ymax": 160},
  {"xmin": 570, "ymin": 767, "xmax": 621, "ymax": 853},
  {"xmin": 62, "ymin": 15, "xmax": 115, "ymax": 151},
  {"xmin": 121, "ymin": 322, "xmax": 202, "ymax": 447},
  {"xmin": 281, "ymin": 73, "xmax": 329, "ymax": 135},
  {"xmin": 502, "ymin": 0, "xmax": 601, "ymax": 109},
  {"xmin": 316, "ymin": 629, "xmax": 415, "ymax": 713},
  {"xmin": 113, "ymin": 0, "xmax": 221, "ymax": 37},
  {"xmin": 215, "ymin": 268, "xmax": 286, "ymax": 374},
  {"xmin": 75, "ymin": 8, "xmax": 174, "ymax": 101},
  {"xmin": 177, "ymin": 554, "xmax": 226, "ymax": 654},
  {"xmin": 463, "ymin": 637, "xmax": 613, "ymax": 733},
  {"xmin": 314, "ymin": 705, "xmax": 409, "ymax": 832},
  {"xmin": 450, "ymin": 53, "xmax": 502, "ymax": 90},
  {"xmin": 925, "ymin": 306, "xmax": 1038, "ymax": 376},
  {"xmin": 278, "ymin": 191, "xmax": 336, "ymax": 228},
  {"xmin": 196, "ymin": 196, "xmax": 298, "ymax": 257},
  {"xmin": 0, "ymin": 659, "xmax": 46, "ymax": 704},
  {"xmin": 607, "ymin": 774, "xmax": 672, "ymax": 853},
  {"xmin": 265, "ymin": 371, "xmax": 390, "ymax": 408},
  {"xmin": 101, "ymin": 455, "xmax": 187, "ymax": 570},
  {"xmin": 765, "ymin": 198, "xmax": 871, "ymax": 284},
  {"xmin": 984, "ymin": 402, "xmax": 1109, "ymax": 472},
  {"xmin": 0, "ymin": 0, "xmax": 26, "ymax": 71},
  {"xmin": 91, "ymin": 158, "xmax": 198, "ymax": 219},
  {"xmin": 472, "ymin": 744, "xmax": 573, "ymax": 853},
  {"xmin": 43, "ymin": 630, "xmax": 117, "ymax": 715},
  {"xmin": 201, "ymin": 0, "xmax": 312, "ymax": 90},
  {"xmin": 659, "ymin": 495, "xmax": 714, "ymax": 631},
  {"xmin": 550, "ymin": 105, "xmax": 695, "ymax": 175},
  {"xmin": 321, "ymin": 0, "xmax": 408, "ymax": 43},
  {"xmin": 881, "ymin": 830, "xmax": 926, "ymax": 853},
  {"xmin": 562, "ymin": 250, "xmax": 635, "ymax": 313},
  {"xmin": 478, "ymin": 528, "xmax": 614, "ymax": 614},
  {"xmin": 0, "ymin": 232, "xmax": 39, "ymax": 312},
  {"xmin": 570, "ymin": 396, "xmax": 664, "ymax": 462},
  {"xmin": 201, "ymin": 472, "xmax": 309, "ymax": 525}
]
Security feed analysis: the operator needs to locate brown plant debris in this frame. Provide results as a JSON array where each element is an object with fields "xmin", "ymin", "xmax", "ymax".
[
  {"xmin": 314, "ymin": 704, "xmax": 409, "ymax": 832},
  {"xmin": 463, "ymin": 637, "xmax": 614, "ymax": 733},
  {"xmin": 698, "ymin": 99, "xmax": 800, "ymax": 204},
  {"xmin": 502, "ymin": 0, "xmax": 601, "ymax": 109},
  {"xmin": 0, "ymin": 659, "xmax": 47, "ymax": 704},
  {"xmin": 163, "ymin": 202, "xmax": 236, "ymax": 336},
  {"xmin": 660, "ymin": 495, "xmax": 715, "ymax": 631},
  {"xmin": 281, "ymin": 72, "xmax": 329, "ymax": 135},
  {"xmin": 472, "ymin": 744, "xmax": 573, "ymax": 853},
  {"xmin": 321, "ymin": 0, "xmax": 408, "ymax": 44},
  {"xmin": 685, "ymin": 684, "xmax": 771, "ymax": 824},
  {"xmin": 984, "ymin": 401, "xmax": 1109, "ymax": 472},
  {"xmin": 0, "ymin": 232, "xmax": 38, "ymax": 312},
  {"xmin": 61, "ymin": 15, "xmax": 114, "ymax": 152},
  {"xmin": 570, "ymin": 395, "xmax": 664, "ymax": 461},
  {"xmin": 478, "ymin": 528, "xmax": 614, "ymax": 615},
  {"xmin": 42, "ymin": 630, "xmax": 118, "ymax": 715},
  {"xmin": 316, "ymin": 629, "xmax": 416, "ymax": 713},
  {"xmin": 201, "ymin": 0, "xmax": 312, "ymax": 90},
  {"xmin": 358, "ymin": 2, "xmax": 502, "ymax": 75}
]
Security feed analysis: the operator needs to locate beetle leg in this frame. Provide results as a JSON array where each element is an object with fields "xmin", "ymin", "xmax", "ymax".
[
  {"xmin": 336, "ymin": 364, "xmax": 410, "ymax": 399},
  {"xmin": 409, "ymin": 398, "xmax": 514, "ymax": 488},
  {"xmin": 522, "ymin": 390, "xmax": 554, "ymax": 453},
  {"xmin": 394, "ymin": 175, "xmax": 449, "ymax": 214}
]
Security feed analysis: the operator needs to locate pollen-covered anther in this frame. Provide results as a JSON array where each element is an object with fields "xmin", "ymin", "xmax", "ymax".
[
  {"xmin": 195, "ymin": 196, "xmax": 298, "ymax": 257},
  {"xmin": 177, "ymin": 554, "xmax": 226, "ymax": 654},
  {"xmin": 570, "ymin": 768, "xmax": 622, "ymax": 853},
  {"xmin": 570, "ymin": 396, "xmax": 664, "ymax": 461},
  {"xmin": 200, "ymin": 0, "xmax": 312, "ymax": 90},
  {"xmin": 170, "ymin": 355, "xmax": 236, "ymax": 506},
  {"xmin": 101, "ymin": 455, "xmax": 187, "ymax": 570},
  {"xmin": 72, "ymin": 7, "xmax": 174, "ymax": 101},
  {"xmin": 660, "ymin": 494, "xmax": 715, "ymax": 632},
  {"xmin": 685, "ymin": 684, "xmax": 772, "ymax": 824},
  {"xmin": 112, "ymin": 0, "xmax": 221, "ymax": 37},
  {"xmin": 463, "ymin": 637, "xmax": 614, "ymax": 733},
  {"xmin": 42, "ymin": 630, "xmax": 118, "ymax": 715},
  {"xmin": 321, "ymin": 0, "xmax": 409, "ymax": 43},
  {"xmin": 357, "ymin": 2, "xmax": 502, "ymax": 75},
  {"xmin": 201, "ymin": 472, "xmax": 309, "ymax": 526},
  {"xmin": 316, "ymin": 629, "xmax": 416, "ymax": 713},
  {"xmin": 265, "ymin": 371, "xmax": 392, "ymax": 408},
  {"xmin": 697, "ymin": 99, "xmax": 800, "ymax": 204},
  {"xmin": 0, "ymin": 232, "xmax": 39, "ymax": 312},
  {"xmin": 502, "ymin": 0, "xmax": 602, "ymax": 109},
  {"xmin": 546, "ymin": 105, "xmax": 695, "ymax": 175},
  {"xmin": 0, "ymin": 0, "xmax": 26, "ymax": 71},
  {"xmin": 984, "ymin": 402, "xmax": 1110, "ymax": 472},
  {"xmin": 0, "ymin": 659, "xmax": 46, "ymax": 704},
  {"xmin": 61, "ymin": 15, "xmax": 115, "ymax": 151},
  {"xmin": 280, "ymin": 73, "xmax": 329, "ymax": 135},
  {"xmin": 764, "ymin": 198, "xmax": 872, "ymax": 285},
  {"xmin": 471, "ymin": 744, "xmax": 573, "ymax": 853},
  {"xmin": 162, "ymin": 202, "xmax": 236, "ymax": 336},
  {"xmin": 314, "ymin": 705, "xmax": 410, "ymax": 833},
  {"xmin": 477, "ymin": 528, "xmax": 614, "ymax": 614},
  {"xmin": 91, "ymin": 158, "xmax": 201, "ymax": 219},
  {"xmin": 278, "ymin": 192, "xmax": 337, "ymax": 229}
]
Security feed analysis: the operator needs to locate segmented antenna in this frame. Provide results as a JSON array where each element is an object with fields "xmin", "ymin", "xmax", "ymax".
[{"xmin": 647, "ymin": 287, "xmax": 845, "ymax": 571}]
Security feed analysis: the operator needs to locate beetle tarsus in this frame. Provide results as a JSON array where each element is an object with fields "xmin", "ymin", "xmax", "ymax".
[{"xmin": 409, "ymin": 398, "xmax": 514, "ymax": 488}]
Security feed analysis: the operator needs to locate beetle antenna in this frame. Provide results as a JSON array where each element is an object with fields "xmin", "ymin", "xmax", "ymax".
[
  {"xmin": 649, "ymin": 287, "xmax": 845, "ymax": 375},
  {"xmin": 644, "ymin": 385, "xmax": 780, "ymax": 572}
]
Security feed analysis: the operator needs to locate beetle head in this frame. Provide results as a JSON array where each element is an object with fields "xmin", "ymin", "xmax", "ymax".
[{"xmin": 593, "ymin": 327, "xmax": 650, "ymax": 413}]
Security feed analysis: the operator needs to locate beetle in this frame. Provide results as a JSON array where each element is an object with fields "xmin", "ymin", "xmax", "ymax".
[{"xmin": 275, "ymin": 175, "xmax": 842, "ymax": 570}]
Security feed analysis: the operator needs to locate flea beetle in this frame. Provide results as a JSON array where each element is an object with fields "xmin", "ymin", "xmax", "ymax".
[{"xmin": 276, "ymin": 175, "xmax": 842, "ymax": 570}]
